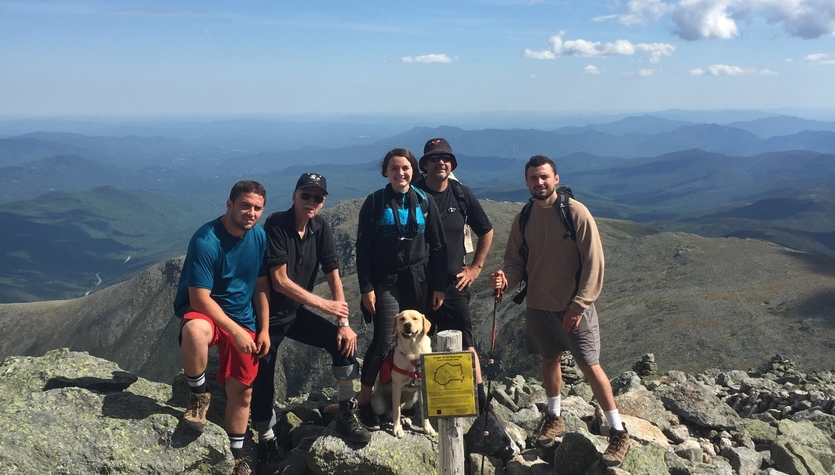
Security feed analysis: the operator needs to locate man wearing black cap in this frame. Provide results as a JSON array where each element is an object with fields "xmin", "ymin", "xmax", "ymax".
[
  {"xmin": 415, "ymin": 138, "xmax": 494, "ymax": 412},
  {"xmin": 252, "ymin": 173, "xmax": 370, "ymax": 471}
]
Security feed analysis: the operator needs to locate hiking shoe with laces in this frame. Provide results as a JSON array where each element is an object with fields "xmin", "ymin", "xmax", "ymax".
[
  {"xmin": 335, "ymin": 399, "xmax": 372, "ymax": 444},
  {"xmin": 536, "ymin": 413, "xmax": 566, "ymax": 445},
  {"xmin": 256, "ymin": 437, "xmax": 284, "ymax": 474},
  {"xmin": 231, "ymin": 457, "xmax": 252, "ymax": 475},
  {"xmin": 602, "ymin": 425, "xmax": 630, "ymax": 467},
  {"xmin": 183, "ymin": 392, "xmax": 211, "ymax": 432},
  {"xmin": 357, "ymin": 401, "xmax": 380, "ymax": 430}
]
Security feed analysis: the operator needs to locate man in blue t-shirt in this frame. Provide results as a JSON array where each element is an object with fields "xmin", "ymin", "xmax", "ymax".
[{"xmin": 173, "ymin": 180, "xmax": 269, "ymax": 475}]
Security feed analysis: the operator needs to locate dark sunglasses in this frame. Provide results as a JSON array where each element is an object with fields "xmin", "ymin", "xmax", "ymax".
[
  {"xmin": 299, "ymin": 192, "xmax": 325, "ymax": 204},
  {"xmin": 428, "ymin": 154, "xmax": 454, "ymax": 163}
]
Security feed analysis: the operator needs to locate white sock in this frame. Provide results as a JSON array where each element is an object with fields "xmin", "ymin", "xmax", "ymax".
[
  {"xmin": 547, "ymin": 395, "xmax": 561, "ymax": 416},
  {"xmin": 605, "ymin": 409, "xmax": 624, "ymax": 431},
  {"xmin": 259, "ymin": 428, "xmax": 275, "ymax": 442}
]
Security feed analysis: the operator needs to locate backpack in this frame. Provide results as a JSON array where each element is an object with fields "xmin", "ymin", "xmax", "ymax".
[
  {"xmin": 370, "ymin": 186, "xmax": 430, "ymax": 236},
  {"xmin": 512, "ymin": 185, "xmax": 576, "ymax": 304}
]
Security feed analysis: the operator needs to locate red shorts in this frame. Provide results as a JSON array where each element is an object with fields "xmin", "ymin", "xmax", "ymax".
[{"xmin": 181, "ymin": 311, "xmax": 259, "ymax": 386}]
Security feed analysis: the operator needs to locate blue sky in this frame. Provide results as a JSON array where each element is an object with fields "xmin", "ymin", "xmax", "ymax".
[{"xmin": 1, "ymin": 0, "xmax": 834, "ymax": 117}]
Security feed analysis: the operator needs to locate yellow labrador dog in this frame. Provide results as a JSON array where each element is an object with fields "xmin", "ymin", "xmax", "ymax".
[{"xmin": 370, "ymin": 309, "xmax": 436, "ymax": 438}]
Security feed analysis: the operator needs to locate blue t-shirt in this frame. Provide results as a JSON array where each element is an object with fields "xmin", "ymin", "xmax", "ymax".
[{"xmin": 173, "ymin": 217, "xmax": 267, "ymax": 332}]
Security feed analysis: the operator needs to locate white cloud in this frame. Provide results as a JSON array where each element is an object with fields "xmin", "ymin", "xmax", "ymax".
[
  {"xmin": 804, "ymin": 53, "xmax": 835, "ymax": 65},
  {"xmin": 672, "ymin": 0, "xmax": 739, "ymax": 40},
  {"xmin": 708, "ymin": 64, "xmax": 745, "ymax": 75},
  {"xmin": 638, "ymin": 68, "xmax": 656, "ymax": 76},
  {"xmin": 694, "ymin": 64, "xmax": 777, "ymax": 75},
  {"xmin": 595, "ymin": 0, "xmax": 669, "ymax": 25},
  {"xmin": 524, "ymin": 49, "xmax": 556, "ymax": 60},
  {"xmin": 402, "ymin": 54, "xmax": 453, "ymax": 64},
  {"xmin": 637, "ymin": 43, "xmax": 676, "ymax": 63},
  {"xmin": 605, "ymin": 0, "xmax": 835, "ymax": 40},
  {"xmin": 584, "ymin": 65, "xmax": 602, "ymax": 75},
  {"xmin": 525, "ymin": 33, "xmax": 674, "ymax": 62}
]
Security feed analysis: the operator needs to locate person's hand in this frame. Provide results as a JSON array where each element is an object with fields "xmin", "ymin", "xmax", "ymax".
[
  {"xmin": 322, "ymin": 299, "xmax": 350, "ymax": 320},
  {"xmin": 455, "ymin": 265, "xmax": 482, "ymax": 291},
  {"xmin": 362, "ymin": 291, "xmax": 376, "ymax": 315},
  {"xmin": 255, "ymin": 331, "xmax": 271, "ymax": 358},
  {"xmin": 432, "ymin": 290, "xmax": 445, "ymax": 311},
  {"xmin": 336, "ymin": 325, "xmax": 357, "ymax": 357},
  {"xmin": 233, "ymin": 327, "xmax": 258, "ymax": 355},
  {"xmin": 562, "ymin": 309, "xmax": 583, "ymax": 333},
  {"xmin": 488, "ymin": 270, "xmax": 506, "ymax": 291}
]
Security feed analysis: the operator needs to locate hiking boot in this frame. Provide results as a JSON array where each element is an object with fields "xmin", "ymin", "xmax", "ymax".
[
  {"xmin": 602, "ymin": 425, "xmax": 630, "ymax": 467},
  {"xmin": 536, "ymin": 413, "xmax": 566, "ymax": 445},
  {"xmin": 357, "ymin": 401, "xmax": 380, "ymax": 430},
  {"xmin": 231, "ymin": 457, "xmax": 252, "ymax": 475},
  {"xmin": 183, "ymin": 392, "xmax": 211, "ymax": 432},
  {"xmin": 256, "ymin": 438, "xmax": 284, "ymax": 474},
  {"xmin": 335, "ymin": 399, "xmax": 372, "ymax": 444}
]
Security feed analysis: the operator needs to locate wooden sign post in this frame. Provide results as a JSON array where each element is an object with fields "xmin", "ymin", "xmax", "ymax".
[{"xmin": 422, "ymin": 330, "xmax": 478, "ymax": 475}]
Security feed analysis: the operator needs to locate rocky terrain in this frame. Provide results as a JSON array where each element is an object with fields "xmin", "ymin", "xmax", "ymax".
[{"xmin": 3, "ymin": 349, "xmax": 834, "ymax": 474}]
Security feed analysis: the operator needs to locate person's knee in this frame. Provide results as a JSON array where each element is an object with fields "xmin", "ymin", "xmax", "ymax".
[
  {"xmin": 333, "ymin": 362, "xmax": 359, "ymax": 380},
  {"xmin": 181, "ymin": 319, "xmax": 212, "ymax": 346},
  {"xmin": 578, "ymin": 363, "xmax": 605, "ymax": 381},
  {"xmin": 226, "ymin": 379, "xmax": 253, "ymax": 406}
]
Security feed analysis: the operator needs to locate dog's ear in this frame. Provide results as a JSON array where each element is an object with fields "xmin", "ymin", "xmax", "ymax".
[
  {"xmin": 422, "ymin": 313, "xmax": 431, "ymax": 335},
  {"xmin": 392, "ymin": 312, "xmax": 401, "ymax": 335}
]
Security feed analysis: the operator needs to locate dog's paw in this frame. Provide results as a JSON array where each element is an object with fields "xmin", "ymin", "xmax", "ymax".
[
  {"xmin": 393, "ymin": 424, "xmax": 405, "ymax": 438},
  {"xmin": 423, "ymin": 421, "xmax": 437, "ymax": 437}
]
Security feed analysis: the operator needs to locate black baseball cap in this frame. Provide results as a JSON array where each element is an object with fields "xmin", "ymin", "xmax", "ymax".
[{"xmin": 295, "ymin": 172, "xmax": 328, "ymax": 195}]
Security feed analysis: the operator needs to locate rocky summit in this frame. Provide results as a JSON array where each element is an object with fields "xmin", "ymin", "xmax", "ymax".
[{"xmin": 2, "ymin": 350, "xmax": 834, "ymax": 474}]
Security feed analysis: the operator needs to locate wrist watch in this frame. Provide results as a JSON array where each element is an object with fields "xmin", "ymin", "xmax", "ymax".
[{"xmin": 337, "ymin": 321, "xmax": 350, "ymax": 327}]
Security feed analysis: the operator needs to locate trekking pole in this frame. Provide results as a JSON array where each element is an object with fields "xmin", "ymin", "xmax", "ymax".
[
  {"xmin": 478, "ymin": 285, "xmax": 503, "ymax": 475},
  {"xmin": 482, "ymin": 286, "xmax": 502, "ymax": 436}
]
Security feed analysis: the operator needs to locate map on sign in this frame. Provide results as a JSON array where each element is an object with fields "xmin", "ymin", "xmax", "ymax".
[
  {"xmin": 434, "ymin": 363, "xmax": 466, "ymax": 385},
  {"xmin": 422, "ymin": 352, "xmax": 477, "ymax": 418}
]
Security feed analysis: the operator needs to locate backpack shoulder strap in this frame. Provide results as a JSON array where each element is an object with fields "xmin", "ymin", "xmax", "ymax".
[
  {"xmin": 412, "ymin": 186, "xmax": 429, "ymax": 216},
  {"xmin": 512, "ymin": 199, "xmax": 535, "ymax": 304},
  {"xmin": 449, "ymin": 179, "xmax": 468, "ymax": 223},
  {"xmin": 556, "ymin": 185, "xmax": 576, "ymax": 241},
  {"xmin": 372, "ymin": 188, "xmax": 386, "ymax": 226}
]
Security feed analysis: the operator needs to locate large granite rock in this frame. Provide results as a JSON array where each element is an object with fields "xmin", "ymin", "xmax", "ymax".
[{"xmin": 0, "ymin": 349, "xmax": 233, "ymax": 474}]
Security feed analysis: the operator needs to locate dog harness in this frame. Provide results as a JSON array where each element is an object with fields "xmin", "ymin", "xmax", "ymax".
[{"xmin": 379, "ymin": 349, "xmax": 421, "ymax": 385}]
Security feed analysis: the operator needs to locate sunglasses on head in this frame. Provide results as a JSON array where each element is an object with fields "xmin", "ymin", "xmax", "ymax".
[
  {"xmin": 428, "ymin": 154, "xmax": 454, "ymax": 163},
  {"xmin": 299, "ymin": 192, "xmax": 325, "ymax": 204}
]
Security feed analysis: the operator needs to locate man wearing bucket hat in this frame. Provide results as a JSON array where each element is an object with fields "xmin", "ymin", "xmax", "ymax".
[
  {"xmin": 252, "ymin": 173, "xmax": 370, "ymax": 472},
  {"xmin": 415, "ymin": 138, "xmax": 494, "ymax": 412}
]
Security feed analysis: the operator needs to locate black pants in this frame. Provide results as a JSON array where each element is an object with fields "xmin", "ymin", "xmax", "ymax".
[{"xmin": 251, "ymin": 306, "xmax": 356, "ymax": 431}]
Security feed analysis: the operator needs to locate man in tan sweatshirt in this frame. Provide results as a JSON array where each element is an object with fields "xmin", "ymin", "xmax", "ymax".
[{"xmin": 489, "ymin": 155, "xmax": 629, "ymax": 467}]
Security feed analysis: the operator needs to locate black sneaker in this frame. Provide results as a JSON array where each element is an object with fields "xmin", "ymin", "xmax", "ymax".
[
  {"xmin": 335, "ymin": 399, "xmax": 372, "ymax": 444},
  {"xmin": 256, "ymin": 438, "xmax": 284, "ymax": 474},
  {"xmin": 357, "ymin": 401, "xmax": 380, "ymax": 430}
]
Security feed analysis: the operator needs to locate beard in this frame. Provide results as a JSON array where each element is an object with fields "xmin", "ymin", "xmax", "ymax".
[{"xmin": 531, "ymin": 185, "xmax": 555, "ymax": 201}]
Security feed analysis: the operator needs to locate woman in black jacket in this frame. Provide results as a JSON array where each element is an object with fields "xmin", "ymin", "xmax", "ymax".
[{"xmin": 354, "ymin": 148, "xmax": 447, "ymax": 424}]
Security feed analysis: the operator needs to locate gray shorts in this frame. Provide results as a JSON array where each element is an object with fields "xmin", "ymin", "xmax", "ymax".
[{"xmin": 525, "ymin": 304, "xmax": 600, "ymax": 366}]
